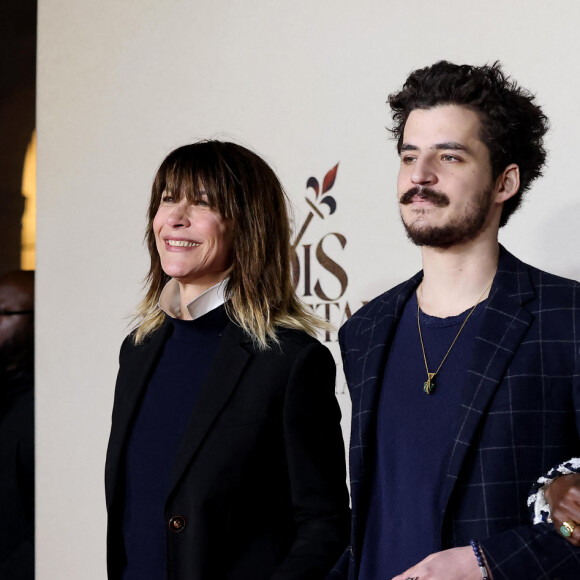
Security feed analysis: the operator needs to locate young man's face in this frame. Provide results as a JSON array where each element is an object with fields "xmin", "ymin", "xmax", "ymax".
[{"xmin": 397, "ymin": 104, "xmax": 500, "ymax": 248}]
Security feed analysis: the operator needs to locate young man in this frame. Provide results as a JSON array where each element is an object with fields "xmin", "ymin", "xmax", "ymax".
[{"xmin": 331, "ymin": 62, "xmax": 580, "ymax": 579}]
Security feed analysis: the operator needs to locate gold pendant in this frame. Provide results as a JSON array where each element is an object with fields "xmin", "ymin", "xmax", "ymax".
[{"xmin": 423, "ymin": 373, "xmax": 436, "ymax": 394}]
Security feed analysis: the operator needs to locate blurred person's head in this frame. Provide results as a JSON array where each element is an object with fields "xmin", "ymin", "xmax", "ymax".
[{"xmin": 0, "ymin": 270, "xmax": 34, "ymax": 376}]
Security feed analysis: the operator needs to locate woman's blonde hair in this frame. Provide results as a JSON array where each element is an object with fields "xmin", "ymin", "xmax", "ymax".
[{"xmin": 133, "ymin": 140, "xmax": 327, "ymax": 348}]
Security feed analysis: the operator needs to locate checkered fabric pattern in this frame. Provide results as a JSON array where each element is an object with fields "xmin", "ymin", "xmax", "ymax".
[{"xmin": 328, "ymin": 247, "xmax": 580, "ymax": 580}]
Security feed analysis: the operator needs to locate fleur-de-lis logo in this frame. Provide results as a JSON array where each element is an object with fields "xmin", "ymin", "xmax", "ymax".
[
  {"xmin": 293, "ymin": 163, "xmax": 339, "ymax": 248},
  {"xmin": 305, "ymin": 163, "xmax": 339, "ymax": 218}
]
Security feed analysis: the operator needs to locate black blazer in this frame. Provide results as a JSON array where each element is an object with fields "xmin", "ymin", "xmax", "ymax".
[{"xmin": 105, "ymin": 318, "xmax": 350, "ymax": 580}]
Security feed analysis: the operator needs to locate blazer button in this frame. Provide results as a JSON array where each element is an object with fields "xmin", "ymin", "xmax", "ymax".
[{"xmin": 169, "ymin": 516, "xmax": 186, "ymax": 532}]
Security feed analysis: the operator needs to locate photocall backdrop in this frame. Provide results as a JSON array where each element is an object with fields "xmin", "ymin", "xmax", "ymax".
[{"xmin": 37, "ymin": 0, "xmax": 580, "ymax": 577}]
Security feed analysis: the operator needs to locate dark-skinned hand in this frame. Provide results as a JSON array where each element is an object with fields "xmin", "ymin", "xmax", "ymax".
[{"xmin": 545, "ymin": 473, "xmax": 580, "ymax": 546}]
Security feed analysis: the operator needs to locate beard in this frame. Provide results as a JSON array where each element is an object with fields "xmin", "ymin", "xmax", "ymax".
[{"xmin": 399, "ymin": 185, "xmax": 493, "ymax": 248}]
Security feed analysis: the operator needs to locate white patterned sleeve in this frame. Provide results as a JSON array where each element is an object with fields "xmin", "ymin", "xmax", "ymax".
[{"xmin": 528, "ymin": 458, "xmax": 580, "ymax": 524}]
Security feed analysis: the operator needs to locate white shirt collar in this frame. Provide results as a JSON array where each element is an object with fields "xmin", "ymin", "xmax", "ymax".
[{"xmin": 158, "ymin": 278, "xmax": 228, "ymax": 320}]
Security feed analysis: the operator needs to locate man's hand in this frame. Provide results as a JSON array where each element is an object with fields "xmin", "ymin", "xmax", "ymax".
[
  {"xmin": 391, "ymin": 546, "xmax": 485, "ymax": 580},
  {"xmin": 545, "ymin": 473, "xmax": 580, "ymax": 546}
]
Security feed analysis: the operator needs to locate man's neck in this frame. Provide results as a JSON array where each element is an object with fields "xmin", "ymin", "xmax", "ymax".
[{"xmin": 418, "ymin": 236, "xmax": 499, "ymax": 318}]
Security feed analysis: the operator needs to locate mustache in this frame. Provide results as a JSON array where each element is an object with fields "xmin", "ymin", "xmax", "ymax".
[{"xmin": 399, "ymin": 186, "xmax": 450, "ymax": 207}]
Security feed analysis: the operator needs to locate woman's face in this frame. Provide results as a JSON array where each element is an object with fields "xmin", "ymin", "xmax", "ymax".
[{"xmin": 153, "ymin": 189, "xmax": 233, "ymax": 292}]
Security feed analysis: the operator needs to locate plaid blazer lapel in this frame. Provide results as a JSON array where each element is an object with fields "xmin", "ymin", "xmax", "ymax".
[
  {"xmin": 443, "ymin": 247, "xmax": 536, "ymax": 505},
  {"xmin": 342, "ymin": 273, "xmax": 422, "ymax": 558}
]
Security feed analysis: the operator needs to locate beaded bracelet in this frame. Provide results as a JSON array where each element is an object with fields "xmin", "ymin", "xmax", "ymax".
[{"xmin": 469, "ymin": 539, "xmax": 490, "ymax": 579}]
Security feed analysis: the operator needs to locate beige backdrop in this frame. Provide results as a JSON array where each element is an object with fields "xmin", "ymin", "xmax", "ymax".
[{"xmin": 37, "ymin": 1, "xmax": 580, "ymax": 577}]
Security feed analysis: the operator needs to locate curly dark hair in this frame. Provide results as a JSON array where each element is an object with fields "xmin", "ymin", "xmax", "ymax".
[{"xmin": 388, "ymin": 61, "xmax": 549, "ymax": 227}]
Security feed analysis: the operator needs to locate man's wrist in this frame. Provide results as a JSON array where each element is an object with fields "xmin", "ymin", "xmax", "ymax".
[{"xmin": 469, "ymin": 539, "xmax": 490, "ymax": 579}]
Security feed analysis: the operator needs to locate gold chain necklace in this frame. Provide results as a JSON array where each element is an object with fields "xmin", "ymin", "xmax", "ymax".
[{"xmin": 417, "ymin": 279, "xmax": 493, "ymax": 394}]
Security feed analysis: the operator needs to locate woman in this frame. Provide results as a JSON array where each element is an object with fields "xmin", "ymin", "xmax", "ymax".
[{"xmin": 105, "ymin": 141, "xmax": 350, "ymax": 580}]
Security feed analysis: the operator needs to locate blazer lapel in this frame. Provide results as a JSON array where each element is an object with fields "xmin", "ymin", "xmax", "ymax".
[
  {"xmin": 442, "ymin": 247, "xmax": 535, "ymax": 506},
  {"xmin": 347, "ymin": 273, "xmax": 421, "ymax": 555},
  {"xmin": 105, "ymin": 318, "xmax": 172, "ymax": 507},
  {"xmin": 350, "ymin": 275, "xmax": 422, "ymax": 452},
  {"xmin": 166, "ymin": 322, "xmax": 252, "ymax": 497}
]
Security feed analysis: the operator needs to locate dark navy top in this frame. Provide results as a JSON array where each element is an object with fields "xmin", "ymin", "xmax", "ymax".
[
  {"xmin": 359, "ymin": 292, "xmax": 486, "ymax": 579},
  {"xmin": 121, "ymin": 306, "xmax": 229, "ymax": 580}
]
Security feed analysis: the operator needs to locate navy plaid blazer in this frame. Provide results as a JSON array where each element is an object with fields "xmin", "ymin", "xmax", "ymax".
[{"xmin": 329, "ymin": 247, "xmax": 580, "ymax": 580}]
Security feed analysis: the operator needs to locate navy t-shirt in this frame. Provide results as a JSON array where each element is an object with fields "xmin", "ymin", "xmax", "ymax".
[{"xmin": 359, "ymin": 292, "xmax": 486, "ymax": 579}]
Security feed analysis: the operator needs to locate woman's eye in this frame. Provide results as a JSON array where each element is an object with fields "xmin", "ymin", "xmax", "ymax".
[{"xmin": 160, "ymin": 195, "xmax": 174, "ymax": 204}]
